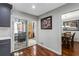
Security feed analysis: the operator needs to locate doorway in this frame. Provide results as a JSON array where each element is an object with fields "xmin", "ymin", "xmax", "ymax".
[{"xmin": 61, "ymin": 10, "xmax": 79, "ymax": 56}]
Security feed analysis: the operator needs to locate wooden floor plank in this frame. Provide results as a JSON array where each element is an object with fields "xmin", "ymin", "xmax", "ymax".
[
  {"xmin": 62, "ymin": 42, "xmax": 79, "ymax": 56},
  {"xmin": 12, "ymin": 44, "xmax": 58, "ymax": 56}
]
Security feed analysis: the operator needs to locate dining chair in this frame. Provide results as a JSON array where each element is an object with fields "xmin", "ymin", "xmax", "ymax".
[
  {"xmin": 62, "ymin": 33, "xmax": 68, "ymax": 48},
  {"xmin": 69, "ymin": 32, "xmax": 75, "ymax": 48},
  {"xmin": 62, "ymin": 32, "xmax": 71, "ymax": 48}
]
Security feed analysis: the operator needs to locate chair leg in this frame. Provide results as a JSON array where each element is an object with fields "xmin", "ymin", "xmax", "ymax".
[
  {"xmin": 66, "ymin": 40, "xmax": 69, "ymax": 49},
  {"xmin": 71, "ymin": 42, "xmax": 74, "ymax": 47}
]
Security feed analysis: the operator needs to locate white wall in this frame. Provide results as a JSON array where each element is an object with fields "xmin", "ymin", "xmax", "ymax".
[
  {"xmin": 0, "ymin": 28, "xmax": 10, "ymax": 37},
  {"xmin": 37, "ymin": 3, "xmax": 79, "ymax": 55}
]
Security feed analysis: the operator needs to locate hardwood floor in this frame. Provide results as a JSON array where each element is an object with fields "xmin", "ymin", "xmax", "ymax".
[
  {"xmin": 62, "ymin": 42, "xmax": 79, "ymax": 56},
  {"xmin": 12, "ymin": 44, "xmax": 58, "ymax": 56}
]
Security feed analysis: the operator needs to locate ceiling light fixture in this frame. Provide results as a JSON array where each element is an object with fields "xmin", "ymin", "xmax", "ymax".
[{"xmin": 32, "ymin": 5, "xmax": 36, "ymax": 9}]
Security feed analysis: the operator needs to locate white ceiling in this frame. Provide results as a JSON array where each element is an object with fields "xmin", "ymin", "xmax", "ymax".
[{"xmin": 11, "ymin": 3, "xmax": 66, "ymax": 16}]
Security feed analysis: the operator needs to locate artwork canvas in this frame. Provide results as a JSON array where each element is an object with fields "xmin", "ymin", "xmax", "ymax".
[
  {"xmin": 63, "ymin": 20, "xmax": 79, "ymax": 31},
  {"xmin": 41, "ymin": 16, "xmax": 52, "ymax": 29}
]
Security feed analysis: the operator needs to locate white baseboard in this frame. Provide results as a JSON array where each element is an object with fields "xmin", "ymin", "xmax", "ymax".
[{"xmin": 38, "ymin": 43, "xmax": 61, "ymax": 55}]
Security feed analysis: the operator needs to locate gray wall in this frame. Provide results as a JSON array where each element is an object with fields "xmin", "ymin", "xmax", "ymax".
[{"xmin": 37, "ymin": 3, "xmax": 79, "ymax": 55}]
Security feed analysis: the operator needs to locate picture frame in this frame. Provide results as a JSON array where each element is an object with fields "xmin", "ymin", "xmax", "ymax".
[
  {"xmin": 63, "ymin": 20, "xmax": 79, "ymax": 31},
  {"xmin": 41, "ymin": 16, "xmax": 52, "ymax": 29}
]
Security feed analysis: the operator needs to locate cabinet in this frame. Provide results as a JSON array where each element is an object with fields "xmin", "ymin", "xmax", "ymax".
[
  {"xmin": 0, "ymin": 39, "xmax": 11, "ymax": 56},
  {"xmin": 0, "ymin": 3, "xmax": 12, "ymax": 27}
]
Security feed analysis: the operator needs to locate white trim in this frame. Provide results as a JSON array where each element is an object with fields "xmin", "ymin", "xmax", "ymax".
[
  {"xmin": 0, "ymin": 37, "xmax": 11, "ymax": 40},
  {"xmin": 38, "ymin": 43, "xmax": 61, "ymax": 55}
]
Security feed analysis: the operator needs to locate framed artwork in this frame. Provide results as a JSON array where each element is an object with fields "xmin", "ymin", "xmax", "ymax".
[
  {"xmin": 63, "ymin": 20, "xmax": 79, "ymax": 31},
  {"xmin": 41, "ymin": 16, "xmax": 52, "ymax": 29}
]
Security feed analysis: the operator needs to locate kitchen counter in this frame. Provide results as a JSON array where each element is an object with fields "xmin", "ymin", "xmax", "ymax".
[{"xmin": 0, "ymin": 37, "xmax": 11, "ymax": 40}]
